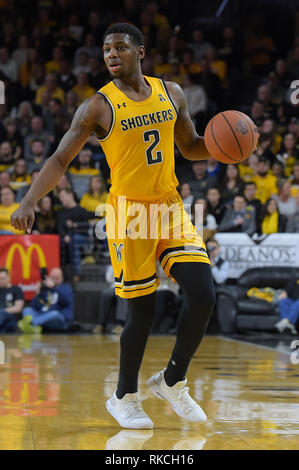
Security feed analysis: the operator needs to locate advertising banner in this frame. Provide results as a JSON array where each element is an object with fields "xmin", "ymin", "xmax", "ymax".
[{"xmin": 0, "ymin": 235, "xmax": 60, "ymax": 299}]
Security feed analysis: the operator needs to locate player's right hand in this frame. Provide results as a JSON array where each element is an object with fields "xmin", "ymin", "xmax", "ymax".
[{"xmin": 10, "ymin": 203, "xmax": 35, "ymax": 233}]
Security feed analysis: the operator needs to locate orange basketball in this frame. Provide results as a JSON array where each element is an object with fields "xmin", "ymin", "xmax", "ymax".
[{"xmin": 204, "ymin": 110, "xmax": 259, "ymax": 164}]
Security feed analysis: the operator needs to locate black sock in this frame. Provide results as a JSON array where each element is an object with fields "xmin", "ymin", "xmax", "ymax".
[
  {"xmin": 164, "ymin": 358, "xmax": 189, "ymax": 387},
  {"xmin": 163, "ymin": 262, "xmax": 215, "ymax": 387},
  {"xmin": 115, "ymin": 293, "xmax": 156, "ymax": 399}
]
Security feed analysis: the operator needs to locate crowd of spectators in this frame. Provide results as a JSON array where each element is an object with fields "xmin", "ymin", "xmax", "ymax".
[{"xmin": 0, "ymin": 0, "xmax": 299, "ymax": 283}]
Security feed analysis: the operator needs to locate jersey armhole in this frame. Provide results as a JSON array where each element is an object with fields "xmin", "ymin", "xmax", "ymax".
[
  {"xmin": 160, "ymin": 79, "xmax": 178, "ymax": 117},
  {"xmin": 96, "ymin": 91, "xmax": 116, "ymax": 141}
]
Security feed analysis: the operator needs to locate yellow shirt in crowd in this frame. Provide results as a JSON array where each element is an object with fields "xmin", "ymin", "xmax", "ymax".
[
  {"xmin": 253, "ymin": 173, "xmax": 278, "ymax": 204},
  {"xmin": 0, "ymin": 203, "xmax": 25, "ymax": 234},
  {"xmin": 80, "ymin": 192, "xmax": 108, "ymax": 213},
  {"xmin": 71, "ymin": 84, "xmax": 96, "ymax": 105},
  {"xmin": 239, "ymin": 163, "xmax": 256, "ymax": 182},
  {"xmin": 35, "ymin": 85, "xmax": 65, "ymax": 105},
  {"xmin": 261, "ymin": 211, "xmax": 279, "ymax": 234},
  {"xmin": 68, "ymin": 168, "xmax": 100, "ymax": 176}
]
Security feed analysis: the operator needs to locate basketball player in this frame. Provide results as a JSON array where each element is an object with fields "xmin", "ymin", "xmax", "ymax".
[{"xmin": 11, "ymin": 23, "xmax": 215, "ymax": 429}]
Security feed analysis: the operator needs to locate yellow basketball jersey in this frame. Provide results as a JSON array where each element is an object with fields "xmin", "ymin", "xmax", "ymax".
[{"xmin": 97, "ymin": 76, "xmax": 178, "ymax": 201}]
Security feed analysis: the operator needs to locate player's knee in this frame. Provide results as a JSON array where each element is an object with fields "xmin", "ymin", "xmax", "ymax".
[{"xmin": 188, "ymin": 281, "xmax": 216, "ymax": 318}]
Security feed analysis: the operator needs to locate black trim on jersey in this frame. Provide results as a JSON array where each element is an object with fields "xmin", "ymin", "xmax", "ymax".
[
  {"xmin": 114, "ymin": 271, "xmax": 157, "ymax": 287},
  {"xmin": 96, "ymin": 91, "xmax": 115, "ymax": 141},
  {"xmin": 160, "ymin": 79, "xmax": 177, "ymax": 115},
  {"xmin": 115, "ymin": 279, "xmax": 158, "ymax": 293},
  {"xmin": 163, "ymin": 253, "xmax": 209, "ymax": 270},
  {"xmin": 159, "ymin": 245, "xmax": 207, "ymax": 264}
]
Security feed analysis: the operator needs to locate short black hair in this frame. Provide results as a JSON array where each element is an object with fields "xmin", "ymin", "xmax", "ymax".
[
  {"xmin": 244, "ymin": 181, "xmax": 257, "ymax": 188},
  {"xmin": 103, "ymin": 23, "xmax": 144, "ymax": 46}
]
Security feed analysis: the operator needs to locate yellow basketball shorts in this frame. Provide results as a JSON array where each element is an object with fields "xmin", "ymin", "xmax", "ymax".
[{"xmin": 105, "ymin": 191, "xmax": 210, "ymax": 299}]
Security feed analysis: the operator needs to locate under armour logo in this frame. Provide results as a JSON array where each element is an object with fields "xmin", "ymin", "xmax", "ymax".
[
  {"xmin": 159, "ymin": 94, "xmax": 167, "ymax": 102},
  {"xmin": 171, "ymin": 360, "xmax": 176, "ymax": 366},
  {"xmin": 117, "ymin": 102, "xmax": 126, "ymax": 108},
  {"xmin": 113, "ymin": 242, "xmax": 124, "ymax": 262}
]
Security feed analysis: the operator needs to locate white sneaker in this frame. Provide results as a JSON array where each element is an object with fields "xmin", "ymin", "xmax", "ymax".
[
  {"xmin": 275, "ymin": 318, "xmax": 297, "ymax": 335},
  {"xmin": 105, "ymin": 429, "xmax": 153, "ymax": 450},
  {"xmin": 106, "ymin": 391, "xmax": 153, "ymax": 429},
  {"xmin": 148, "ymin": 369, "xmax": 207, "ymax": 422}
]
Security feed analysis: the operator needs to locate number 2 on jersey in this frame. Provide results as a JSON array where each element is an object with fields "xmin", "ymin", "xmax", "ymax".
[{"xmin": 143, "ymin": 130, "xmax": 163, "ymax": 165}]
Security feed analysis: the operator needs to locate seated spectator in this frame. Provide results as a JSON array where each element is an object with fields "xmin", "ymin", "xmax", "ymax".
[
  {"xmin": 69, "ymin": 148, "xmax": 100, "ymax": 199},
  {"xmin": 271, "ymin": 160, "xmax": 285, "ymax": 180},
  {"xmin": 74, "ymin": 33, "xmax": 99, "ymax": 64},
  {"xmin": 189, "ymin": 161, "xmax": 217, "ymax": 198},
  {"xmin": 272, "ymin": 179, "xmax": 297, "ymax": 217},
  {"xmin": 218, "ymin": 194, "xmax": 256, "ymax": 235},
  {"xmin": 19, "ymin": 267, "xmax": 74, "ymax": 333},
  {"xmin": 18, "ymin": 48, "xmax": 40, "ymax": 87},
  {"xmin": 253, "ymin": 157, "xmax": 278, "ymax": 203},
  {"xmin": 260, "ymin": 198, "xmax": 287, "ymax": 234},
  {"xmin": 57, "ymin": 188, "xmax": 91, "ymax": 280},
  {"xmin": 9, "ymin": 159, "xmax": 31, "ymax": 191},
  {"xmin": 12, "ymin": 34, "xmax": 30, "ymax": 69},
  {"xmin": 180, "ymin": 49, "xmax": 202, "ymax": 76},
  {"xmin": 197, "ymin": 57, "xmax": 222, "ymax": 110},
  {"xmin": 45, "ymin": 46, "xmax": 64, "ymax": 74},
  {"xmin": 250, "ymin": 100, "xmax": 265, "ymax": 128},
  {"xmin": 0, "ymin": 268, "xmax": 24, "ymax": 333},
  {"xmin": 239, "ymin": 157, "xmax": 257, "ymax": 182},
  {"xmin": 259, "ymin": 118, "xmax": 282, "ymax": 155},
  {"xmin": 14, "ymin": 101, "xmax": 34, "ymax": 138},
  {"xmin": 0, "ymin": 141, "xmax": 17, "ymax": 171},
  {"xmin": 50, "ymin": 173, "xmax": 74, "ymax": 211},
  {"xmin": 289, "ymin": 161, "xmax": 299, "ymax": 197},
  {"xmin": 0, "ymin": 171, "xmax": 11, "ymax": 190},
  {"xmin": 72, "ymin": 72, "xmax": 96, "ymax": 105},
  {"xmin": 88, "ymin": 56, "xmax": 108, "ymax": 90},
  {"xmin": 255, "ymin": 133, "xmax": 275, "ymax": 162},
  {"xmin": 25, "ymin": 139, "xmax": 47, "ymax": 172},
  {"xmin": 206, "ymin": 47, "xmax": 227, "ymax": 84},
  {"xmin": 256, "ymin": 84, "xmax": 275, "ymax": 118},
  {"xmin": 192, "ymin": 197, "xmax": 217, "ymax": 241},
  {"xmin": 32, "ymin": 196, "xmax": 57, "ymax": 234},
  {"xmin": 80, "ymin": 175, "xmax": 108, "ymax": 213},
  {"xmin": 0, "ymin": 186, "xmax": 24, "ymax": 234},
  {"xmin": 275, "ymin": 277, "xmax": 299, "ymax": 334},
  {"xmin": 220, "ymin": 164, "xmax": 245, "ymax": 205},
  {"xmin": 178, "ymin": 182, "xmax": 194, "ymax": 215},
  {"xmin": 206, "ymin": 239, "xmax": 229, "ymax": 285},
  {"xmin": 57, "ymin": 59, "xmax": 77, "ymax": 92},
  {"xmin": 2, "ymin": 118, "xmax": 23, "ymax": 160},
  {"xmin": 35, "ymin": 73, "xmax": 65, "ymax": 106},
  {"xmin": 206, "ymin": 158, "xmax": 220, "ymax": 178},
  {"xmin": 16, "ymin": 169, "xmax": 39, "ymax": 202},
  {"xmin": 0, "ymin": 47, "xmax": 18, "ymax": 82},
  {"xmin": 153, "ymin": 52, "xmax": 171, "ymax": 76},
  {"xmin": 73, "ymin": 51, "xmax": 91, "ymax": 76},
  {"xmin": 286, "ymin": 192, "xmax": 299, "ymax": 232},
  {"xmin": 206, "ymin": 187, "xmax": 226, "ymax": 225},
  {"xmin": 42, "ymin": 98, "xmax": 68, "ymax": 140},
  {"xmin": 182, "ymin": 74, "xmax": 207, "ymax": 131},
  {"xmin": 24, "ymin": 116, "xmax": 52, "ymax": 161},
  {"xmin": 243, "ymin": 181, "xmax": 262, "ymax": 230},
  {"xmin": 188, "ymin": 29, "xmax": 211, "ymax": 64},
  {"xmin": 65, "ymin": 90, "xmax": 78, "ymax": 120},
  {"xmin": 275, "ymin": 133, "xmax": 298, "ymax": 177}
]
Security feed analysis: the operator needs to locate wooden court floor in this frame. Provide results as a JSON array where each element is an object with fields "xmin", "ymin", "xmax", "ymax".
[{"xmin": 0, "ymin": 333, "xmax": 298, "ymax": 450}]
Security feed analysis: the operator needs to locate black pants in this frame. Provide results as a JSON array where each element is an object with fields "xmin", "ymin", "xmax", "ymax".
[{"xmin": 116, "ymin": 262, "xmax": 216, "ymax": 398}]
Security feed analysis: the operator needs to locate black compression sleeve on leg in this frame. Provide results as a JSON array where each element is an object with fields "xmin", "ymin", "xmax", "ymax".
[
  {"xmin": 164, "ymin": 262, "xmax": 216, "ymax": 387},
  {"xmin": 116, "ymin": 292, "xmax": 156, "ymax": 399}
]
